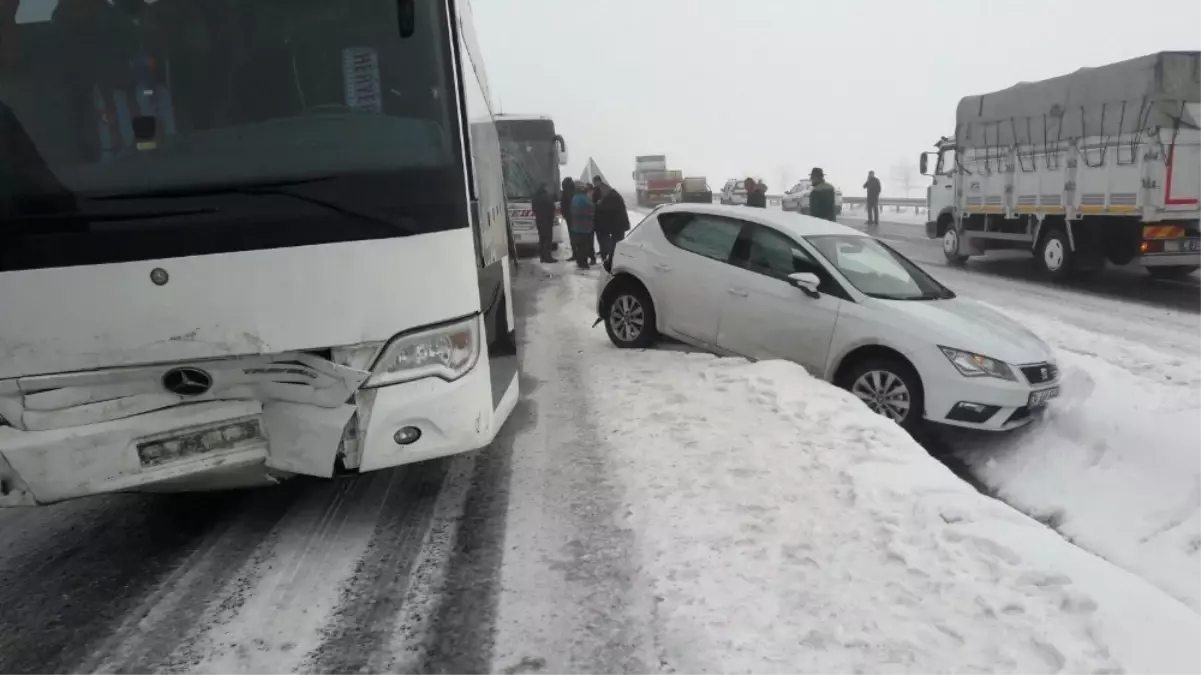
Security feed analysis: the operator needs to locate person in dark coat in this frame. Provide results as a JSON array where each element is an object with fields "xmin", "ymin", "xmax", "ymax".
[
  {"xmin": 594, "ymin": 181, "xmax": 630, "ymax": 263},
  {"xmin": 863, "ymin": 170, "xmax": 882, "ymax": 227},
  {"xmin": 808, "ymin": 167, "xmax": 838, "ymax": 222},
  {"xmin": 560, "ymin": 176, "xmax": 575, "ymax": 232},
  {"xmin": 531, "ymin": 185, "xmax": 557, "ymax": 262},
  {"xmin": 745, "ymin": 177, "xmax": 767, "ymax": 208},
  {"xmin": 569, "ymin": 184, "xmax": 596, "ymax": 269}
]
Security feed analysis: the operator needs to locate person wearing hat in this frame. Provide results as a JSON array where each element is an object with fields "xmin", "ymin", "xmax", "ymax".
[{"xmin": 807, "ymin": 168, "xmax": 837, "ymax": 222}]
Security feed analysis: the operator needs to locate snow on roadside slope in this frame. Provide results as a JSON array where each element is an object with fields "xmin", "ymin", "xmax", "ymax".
[
  {"xmin": 546, "ymin": 269, "xmax": 1198, "ymax": 673},
  {"xmin": 955, "ymin": 300, "xmax": 1201, "ymax": 612}
]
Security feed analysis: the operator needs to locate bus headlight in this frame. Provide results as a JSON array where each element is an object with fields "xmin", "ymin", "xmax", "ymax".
[{"xmin": 364, "ymin": 316, "xmax": 481, "ymax": 388}]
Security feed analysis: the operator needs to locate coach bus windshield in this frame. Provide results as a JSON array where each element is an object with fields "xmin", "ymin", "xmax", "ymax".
[
  {"xmin": 497, "ymin": 119, "xmax": 560, "ymax": 200},
  {"xmin": 0, "ymin": 0, "xmax": 467, "ymax": 271}
]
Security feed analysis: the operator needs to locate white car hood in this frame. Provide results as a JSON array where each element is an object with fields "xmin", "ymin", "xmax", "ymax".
[{"xmin": 870, "ymin": 296, "xmax": 1055, "ymax": 365}]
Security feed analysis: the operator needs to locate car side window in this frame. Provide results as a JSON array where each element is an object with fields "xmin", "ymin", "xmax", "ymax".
[
  {"xmin": 744, "ymin": 227, "xmax": 819, "ymax": 277},
  {"xmin": 662, "ymin": 214, "xmax": 744, "ymax": 263},
  {"xmin": 738, "ymin": 226, "xmax": 851, "ymax": 299}
]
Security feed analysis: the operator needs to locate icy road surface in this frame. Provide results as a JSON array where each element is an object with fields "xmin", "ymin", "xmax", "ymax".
[{"xmin": 0, "ymin": 236, "xmax": 1196, "ymax": 673}]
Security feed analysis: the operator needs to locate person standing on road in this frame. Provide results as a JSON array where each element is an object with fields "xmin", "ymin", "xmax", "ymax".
[
  {"xmin": 569, "ymin": 182, "xmax": 596, "ymax": 269},
  {"xmin": 560, "ymin": 176, "xmax": 575, "ymax": 234},
  {"xmin": 863, "ymin": 170, "xmax": 882, "ymax": 227},
  {"xmin": 808, "ymin": 168, "xmax": 837, "ymax": 221},
  {"xmin": 532, "ymin": 185, "xmax": 557, "ymax": 263},
  {"xmin": 594, "ymin": 181, "xmax": 631, "ymax": 264},
  {"xmin": 745, "ymin": 177, "xmax": 767, "ymax": 208}
]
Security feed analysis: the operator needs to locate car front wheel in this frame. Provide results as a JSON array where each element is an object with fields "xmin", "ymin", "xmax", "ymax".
[
  {"xmin": 841, "ymin": 358, "xmax": 924, "ymax": 431},
  {"xmin": 603, "ymin": 283, "xmax": 658, "ymax": 348}
]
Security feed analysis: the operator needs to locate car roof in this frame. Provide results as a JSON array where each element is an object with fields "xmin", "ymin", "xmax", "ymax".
[{"xmin": 653, "ymin": 203, "xmax": 866, "ymax": 238}]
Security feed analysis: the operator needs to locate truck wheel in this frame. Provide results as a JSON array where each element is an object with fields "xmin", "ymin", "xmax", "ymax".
[
  {"xmin": 1036, "ymin": 228, "xmax": 1077, "ymax": 280},
  {"xmin": 942, "ymin": 226, "xmax": 969, "ymax": 265},
  {"xmin": 1147, "ymin": 265, "xmax": 1200, "ymax": 280}
]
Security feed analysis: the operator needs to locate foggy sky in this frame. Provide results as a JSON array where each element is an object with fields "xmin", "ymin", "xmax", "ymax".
[{"xmin": 471, "ymin": 0, "xmax": 1201, "ymax": 196}]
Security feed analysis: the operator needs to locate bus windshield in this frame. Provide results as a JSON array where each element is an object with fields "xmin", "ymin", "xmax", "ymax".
[
  {"xmin": 0, "ymin": 0, "xmax": 467, "ymax": 271},
  {"xmin": 497, "ymin": 119, "xmax": 559, "ymax": 200}
]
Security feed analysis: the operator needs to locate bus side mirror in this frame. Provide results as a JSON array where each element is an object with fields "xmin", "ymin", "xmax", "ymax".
[
  {"xmin": 555, "ymin": 135, "xmax": 568, "ymax": 166},
  {"xmin": 919, "ymin": 152, "xmax": 930, "ymax": 176}
]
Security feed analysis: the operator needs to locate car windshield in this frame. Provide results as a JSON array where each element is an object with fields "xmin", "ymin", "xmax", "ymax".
[{"xmin": 807, "ymin": 235, "xmax": 955, "ymax": 300}]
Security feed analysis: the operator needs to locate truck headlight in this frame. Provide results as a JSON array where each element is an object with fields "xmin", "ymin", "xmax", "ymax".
[
  {"xmin": 364, "ymin": 315, "xmax": 481, "ymax": 388},
  {"xmin": 939, "ymin": 346, "xmax": 1017, "ymax": 381}
]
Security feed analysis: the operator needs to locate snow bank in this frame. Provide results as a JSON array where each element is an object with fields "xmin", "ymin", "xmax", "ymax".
[
  {"xmin": 956, "ymin": 301, "xmax": 1201, "ymax": 612},
  {"xmin": 548, "ymin": 270, "xmax": 1199, "ymax": 673}
]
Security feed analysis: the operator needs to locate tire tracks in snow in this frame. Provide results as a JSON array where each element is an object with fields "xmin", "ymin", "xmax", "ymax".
[
  {"xmin": 483, "ymin": 263, "xmax": 657, "ymax": 674},
  {"xmin": 0, "ymin": 490, "xmax": 275, "ymax": 674}
]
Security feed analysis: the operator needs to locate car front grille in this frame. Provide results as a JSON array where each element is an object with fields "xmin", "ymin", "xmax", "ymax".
[{"xmin": 1020, "ymin": 362, "xmax": 1058, "ymax": 385}]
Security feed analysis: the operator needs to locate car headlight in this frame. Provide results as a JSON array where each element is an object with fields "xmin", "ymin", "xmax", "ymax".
[
  {"xmin": 939, "ymin": 346, "xmax": 1017, "ymax": 381},
  {"xmin": 364, "ymin": 315, "xmax": 481, "ymax": 388}
]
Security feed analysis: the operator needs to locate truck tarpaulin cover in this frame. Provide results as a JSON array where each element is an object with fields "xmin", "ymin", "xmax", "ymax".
[{"xmin": 955, "ymin": 51, "xmax": 1200, "ymax": 149}]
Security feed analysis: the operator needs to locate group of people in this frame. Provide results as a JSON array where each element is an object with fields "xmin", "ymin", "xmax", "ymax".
[
  {"xmin": 743, "ymin": 167, "xmax": 842, "ymax": 221},
  {"xmin": 531, "ymin": 175, "xmax": 630, "ymax": 269}
]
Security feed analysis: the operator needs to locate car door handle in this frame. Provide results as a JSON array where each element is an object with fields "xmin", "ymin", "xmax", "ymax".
[
  {"xmin": 727, "ymin": 287, "xmax": 749, "ymax": 297},
  {"xmin": 653, "ymin": 263, "xmax": 672, "ymax": 272}
]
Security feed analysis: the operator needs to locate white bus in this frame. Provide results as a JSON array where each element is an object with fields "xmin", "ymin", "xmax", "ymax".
[
  {"xmin": 494, "ymin": 114, "xmax": 568, "ymax": 252},
  {"xmin": 0, "ymin": 0, "xmax": 517, "ymax": 506}
]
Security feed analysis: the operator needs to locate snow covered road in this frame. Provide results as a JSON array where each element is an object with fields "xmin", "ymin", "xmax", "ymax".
[{"xmin": 0, "ymin": 232, "xmax": 1197, "ymax": 673}]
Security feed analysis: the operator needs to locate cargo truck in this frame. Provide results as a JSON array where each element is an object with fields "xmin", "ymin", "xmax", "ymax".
[
  {"xmin": 632, "ymin": 155, "xmax": 683, "ymax": 207},
  {"xmin": 922, "ymin": 51, "xmax": 1200, "ymax": 280}
]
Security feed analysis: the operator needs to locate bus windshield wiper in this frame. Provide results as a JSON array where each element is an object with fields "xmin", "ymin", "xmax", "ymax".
[
  {"xmin": 95, "ymin": 178, "xmax": 421, "ymax": 235},
  {"xmin": 2, "ymin": 207, "xmax": 219, "ymax": 234}
]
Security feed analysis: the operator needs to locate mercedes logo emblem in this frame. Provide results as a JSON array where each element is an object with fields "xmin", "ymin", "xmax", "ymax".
[
  {"xmin": 161, "ymin": 367, "xmax": 214, "ymax": 397},
  {"xmin": 150, "ymin": 268, "xmax": 169, "ymax": 286}
]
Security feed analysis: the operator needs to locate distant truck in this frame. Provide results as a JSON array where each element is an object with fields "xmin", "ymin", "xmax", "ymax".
[
  {"xmin": 633, "ymin": 155, "xmax": 683, "ymax": 207},
  {"xmin": 922, "ymin": 51, "xmax": 1200, "ymax": 280}
]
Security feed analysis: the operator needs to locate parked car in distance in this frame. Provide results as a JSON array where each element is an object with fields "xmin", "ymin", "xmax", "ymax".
[
  {"xmin": 672, "ymin": 177, "xmax": 714, "ymax": 204},
  {"xmin": 719, "ymin": 178, "xmax": 748, "ymax": 205},
  {"xmin": 781, "ymin": 179, "xmax": 843, "ymax": 216},
  {"xmin": 596, "ymin": 203, "xmax": 1060, "ymax": 433}
]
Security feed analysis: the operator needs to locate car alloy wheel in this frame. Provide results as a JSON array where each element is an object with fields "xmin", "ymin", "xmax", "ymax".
[
  {"xmin": 609, "ymin": 294, "xmax": 645, "ymax": 343},
  {"xmin": 850, "ymin": 369, "xmax": 912, "ymax": 423}
]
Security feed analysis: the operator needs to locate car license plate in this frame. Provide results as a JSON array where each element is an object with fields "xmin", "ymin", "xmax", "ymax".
[{"xmin": 1028, "ymin": 387, "xmax": 1060, "ymax": 409}]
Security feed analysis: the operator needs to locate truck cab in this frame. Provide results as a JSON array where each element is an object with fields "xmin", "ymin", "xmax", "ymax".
[{"xmin": 921, "ymin": 137, "xmax": 958, "ymax": 239}]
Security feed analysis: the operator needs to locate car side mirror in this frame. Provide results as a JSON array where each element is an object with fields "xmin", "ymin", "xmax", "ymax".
[
  {"xmin": 919, "ymin": 152, "xmax": 930, "ymax": 176},
  {"xmin": 787, "ymin": 272, "xmax": 821, "ymax": 297}
]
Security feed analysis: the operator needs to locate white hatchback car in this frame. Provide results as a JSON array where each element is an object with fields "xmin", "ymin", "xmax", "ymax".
[{"xmin": 596, "ymin": 204, "xmax": 1060, "ymax": 432}]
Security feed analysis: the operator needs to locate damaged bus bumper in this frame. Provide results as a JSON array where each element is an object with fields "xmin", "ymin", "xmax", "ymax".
[{"xmin": 0, "ymin": 317, "xmax": 503, "ymax": 506}]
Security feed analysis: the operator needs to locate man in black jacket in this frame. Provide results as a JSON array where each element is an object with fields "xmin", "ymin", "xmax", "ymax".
[
  {"xmin": 531, "ymin": 185, "xmax": 557, "ymax": 262},
  {"xmin": 593, "ymin": 181, "xmax": 630, "ymax": 264},
  {"xmin": 863, "ymin": 170, "xmax": 882, "ymax": 227},
  {"xmin": 744, "ymin": 177, "xmax": 767, "ymax": 208},
  {"xmin": 560, "ymin": 176, "xmax": 575, "ymax": 233}
]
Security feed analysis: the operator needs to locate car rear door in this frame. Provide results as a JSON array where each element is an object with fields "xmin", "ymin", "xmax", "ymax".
[
  {"xmin": 716, "ymin": 224, "xmax": 845, "ymax": 375},
  {"xmin": 647, "ymin": 212, "xmax": 746, "ymax": 347}
]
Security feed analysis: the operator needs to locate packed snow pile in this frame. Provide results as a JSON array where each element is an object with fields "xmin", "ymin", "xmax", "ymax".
[
  {"xmin": 956, "ymin": 301, "xmax": 1201, "ymax": 613},
  {"xmin": 543, "ymin": 271, "xmax": 1199, "ymax": 674}
]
